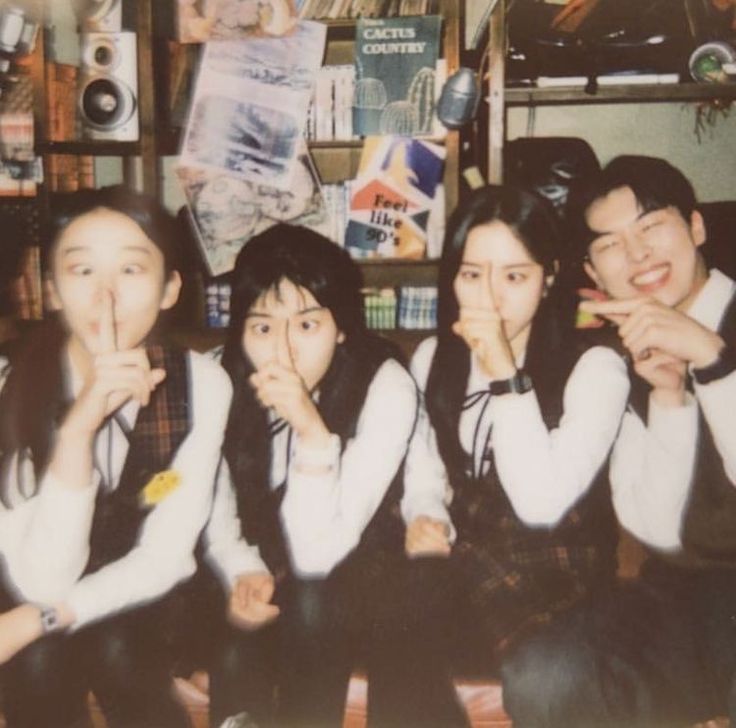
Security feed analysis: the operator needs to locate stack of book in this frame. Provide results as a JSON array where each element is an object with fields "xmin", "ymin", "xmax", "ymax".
[
  {"xmin": 397, "ymin": 285, "xmax": 436, "ymax": 329},
  {"xmin": 45, "ymin": 62, "xmax": 78, "ymax": 141},
  {"xmin": 204, "ymin": 280, "xmax": 232, "ymax": 328},
  {"xmin": 12, "ymin": 244, "xmax": 42, "ymax": 320},
  {"xmin": 46, "ymin": 154, "xmax": 96, "ymax": 193},
  {"xmin": 363, "ymin": 287, "xmax": 397, "ymax": 329},
  {"xmin": 44, "ymin": 62, "xmax": 97, "ymax": 193},
  {"xmin": 302, "ymin": 181, "xmax": 353, "ymax": 246},
  {"xmin": 0, "ymin": 112, "xmax": 39, "ymax": 197},
  {"xmin": 297, "ymin": 0, "xmax": 439, "ymax": 20},
  {"xmin": 362, "ymin": 285, "xmax": 438, "ymax": 331},
  {"xmin": 305, "ymin": 65, "xmax": 357, "ymax": 142}
]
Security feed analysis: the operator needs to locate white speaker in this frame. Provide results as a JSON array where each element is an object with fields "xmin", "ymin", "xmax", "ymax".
[
  {"xmin": 78, "ymin": 31, "xmax": 138, "ymax": 142},
  {"xmin": 74, "ymin": 0, "xmax": 122, "ymax": 33}
]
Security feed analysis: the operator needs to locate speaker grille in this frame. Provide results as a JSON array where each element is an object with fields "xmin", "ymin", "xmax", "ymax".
[{"xmin": 81, "ymin": 77, "xmax": 127, "ymax": 128}]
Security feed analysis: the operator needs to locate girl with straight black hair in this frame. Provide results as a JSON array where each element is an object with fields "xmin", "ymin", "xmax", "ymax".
[
  {"xmin": 0, "ymin": 185, "xmax": 232, "ymax": 728},
  {"xmin": 369, "ymin": 185, "xmax": 630, "ymax": 727},
  {"xmin": 200, "ymin": 223, "xmax": 418, "ymax": 727}
]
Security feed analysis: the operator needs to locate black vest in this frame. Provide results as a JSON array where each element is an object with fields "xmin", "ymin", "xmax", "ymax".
[
  {"xmin": 449, "ymin": 334, "xmax": 620, "ymax": 591},
  {"xmin": 629, "ymin": 290, "xmax": 736, "ymax": 566},
  {"xmin": 85, "ymin": 346, "xmax": 191, "ymax": 574}
]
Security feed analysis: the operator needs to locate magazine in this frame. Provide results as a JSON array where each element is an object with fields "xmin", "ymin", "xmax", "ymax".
[
  {"xmin": 179, "ymin": 21, "xmax": 326, "ymax": 190},
  {"xmin": 353, "ymin": 15, "xmax": 441, "ymax": 137},
  {"xmin": 345, "ymin": 135, "xmax": 445, "ymax": 259},
  {"xmin": 177, "ymin": 143, "xmax": 325, "ymax": 276},
  {"xmin": 175, "ymin": 0, "xmax": 298, "ymax": 43}
]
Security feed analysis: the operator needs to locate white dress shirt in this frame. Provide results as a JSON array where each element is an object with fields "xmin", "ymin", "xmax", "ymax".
[
  {"xmin": 204, "ymin": 357, "xmax": 418, "ymax": 581},
  {"xmin": 611, "ymin": 269, "xmax": 736, "ymax": 552},
  {"xmin": 402, "ymin": 337, "xmax": 630, "ymax": 529},
  {"xmin": 0, "ymin": 351, "xmax": 232, "ymax": 628},
  {"xmin": 0, "ymin": 358, "xmax": 98, "ymax": 604}
]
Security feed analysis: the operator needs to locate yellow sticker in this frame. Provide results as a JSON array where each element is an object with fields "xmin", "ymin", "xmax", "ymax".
[{"xmin": 140, "ymin": 470, "xmax": 181, "ymax": 507}]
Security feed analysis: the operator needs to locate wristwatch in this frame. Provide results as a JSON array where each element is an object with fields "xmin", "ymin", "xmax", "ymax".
[
  {"xmin": 489, "ymin": 370, "xmax": 533, "ymax": 396},
  {"xmin": 692, "ymin": 345, "xmax": 736, "ymax": 385},
  {"xmin": 37, "ymin": 605, "xmax": 62, "ymax": 634}
]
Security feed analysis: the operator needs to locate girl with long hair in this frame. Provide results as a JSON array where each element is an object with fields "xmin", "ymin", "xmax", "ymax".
[
  {"xmin": 0, "ymin": 185, "xmax": 231, "ymax": 728},
  {"xmin": 369, "ymin": 185, "xmax": 630, "ymax": 727},
  {"xmin": 201, "ymin": 223, "xmax": 418, "ymax": 727}
]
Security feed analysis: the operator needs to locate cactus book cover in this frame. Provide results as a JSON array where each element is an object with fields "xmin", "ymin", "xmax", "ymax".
[{"xmin": 353, "ymin": 15, "xmax": 441, "ymax": 137}]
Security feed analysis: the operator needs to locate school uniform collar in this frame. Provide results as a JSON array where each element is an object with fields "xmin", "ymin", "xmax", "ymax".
[{"xmin": 686, "ymin": 268, "xmax": 736, "ymax": 332}]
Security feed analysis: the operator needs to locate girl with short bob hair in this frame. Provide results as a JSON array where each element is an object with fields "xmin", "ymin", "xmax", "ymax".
[
  {"xmin": 202, "ymin": 223, "xmax": 417, "ymax": 727},
  {"xmin": 370, "ymin": 185, "xmax": 630, "ymax": 727},
  {"xmin": 0, "ymin": 185, "xmax": 231, "ymax": 728}
]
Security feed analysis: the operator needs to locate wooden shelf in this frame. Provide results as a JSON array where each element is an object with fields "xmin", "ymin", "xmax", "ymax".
[
  {"xmin": 505, "ymin": 82, "xmax": 736, "ymax": 107},
  {"xmin": 170, "ymin": 326, "xmax": 225, "ymax": 353},
  {"xmin": 359, "ymin": 259, "xmax": 439, "ymax": 287},
  {"xmin": 37, "ymin": 140, "xmax": 141, "ymax": 155}
]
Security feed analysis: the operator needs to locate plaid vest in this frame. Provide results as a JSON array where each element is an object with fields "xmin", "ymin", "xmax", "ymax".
[
  {"xmin": 447, "ymin": 339, "xmax": 618, "ymax": 653},
  {"xmin": 85, "ymin": 345, "xmax": 191, "ymax": 575}
]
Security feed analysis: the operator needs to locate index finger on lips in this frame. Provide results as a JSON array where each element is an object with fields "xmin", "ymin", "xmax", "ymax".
[{"xmin": 96, "ymin": 290, "xmax": 117, "ymax": 354}]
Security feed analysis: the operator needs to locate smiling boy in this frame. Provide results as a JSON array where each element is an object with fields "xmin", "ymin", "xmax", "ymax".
[{"xmin": 577, "ymin": 155, "xmax": 736, "ymax": 722}]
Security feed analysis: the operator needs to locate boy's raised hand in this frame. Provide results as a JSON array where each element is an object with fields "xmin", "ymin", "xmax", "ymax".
[
  {"xmin": 580, "ymin": 297, "xmax": 725, "ymax": 368},
  {"xmin": 228, "ymin": 572, "xmax": 280, "ymax": 630}
]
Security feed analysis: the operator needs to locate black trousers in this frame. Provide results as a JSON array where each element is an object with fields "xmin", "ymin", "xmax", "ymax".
[
  {"xmin": 208, "ymin": 574, "xmax": 371, "ymax": 728},
  {"xmin": 503, "ymin": 561, "xmax": 736, "ymax": 728},
  {"xmin": 1, "ymin": 602, "xmax": 190, "ymax": 728},
  {"xmin": 368, "ymin": 556, "xmax": 501, "ymax": 728},
  {"xmin": 367, "ymin": 554, "xmax": 723, "ymax": 728}
]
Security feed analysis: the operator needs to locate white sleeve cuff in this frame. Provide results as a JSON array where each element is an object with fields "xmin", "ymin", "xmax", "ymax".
[
  {"xmin": 292, "ymin": 433, "xmax": 340, "ymax": 473},
  {"xmin": 647, "ymin": 391, "xmax": 698, "ymax": 449}
]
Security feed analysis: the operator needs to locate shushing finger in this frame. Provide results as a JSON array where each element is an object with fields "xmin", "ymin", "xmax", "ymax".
[{"xmin": 97, "ymin": 290, "xmax": 118, "ymax": 354}]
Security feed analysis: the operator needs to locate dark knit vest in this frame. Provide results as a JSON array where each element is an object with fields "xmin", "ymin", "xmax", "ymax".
[
  {"xmin": 629, "ymin": 291, "xmax": 736, "ymax": 567},
  {"xmin": 85, "ymin": 346, "xmax": 191, "ymax": 575}
]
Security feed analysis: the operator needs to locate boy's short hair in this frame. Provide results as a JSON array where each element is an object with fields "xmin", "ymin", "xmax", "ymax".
[{"xmin": 569, "ymin": 155, "xmax": 697, "ymax": 262}]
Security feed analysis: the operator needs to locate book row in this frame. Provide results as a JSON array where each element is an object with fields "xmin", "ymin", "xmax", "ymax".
[
  {"xmin": 206, "ymin": 280, "xmax": 437, "ymax": 331},
  {"xmin": 297, "ymin": 0, "xmax": 439, "ymax": 20}
]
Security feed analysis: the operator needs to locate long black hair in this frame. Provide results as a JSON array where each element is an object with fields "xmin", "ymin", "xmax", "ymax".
[
  {"xmin": 0, "ymin": 186, "xmax": 183, "ymax": 505},
  {"xmin": 220, "ymin": 224, "xmax": 402, "ymax": 564},
  {"xmin": 425, "ymin": 185, "xmax": 576, "ymax": 482}
]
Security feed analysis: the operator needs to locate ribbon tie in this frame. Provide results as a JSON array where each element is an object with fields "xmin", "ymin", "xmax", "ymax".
[{"xmin": 463, "ymin": 386, "xmax": 495, "ymax": 480}]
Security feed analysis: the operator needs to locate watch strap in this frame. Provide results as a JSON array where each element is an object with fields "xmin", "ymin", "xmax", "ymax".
[
  {"xmin": 488, "ymin": 370, "xmax": 533, "ymax": 396},
  {"xmin": 692, "ymin": 345, "xmax": 736, "ymax": 385}
]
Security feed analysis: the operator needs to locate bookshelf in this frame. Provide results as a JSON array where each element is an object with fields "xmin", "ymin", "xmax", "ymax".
[
  {"xmin": 19, "ymin": 0, "xmax": 464, "ymax": 350},
  {"xmin": 484, "ymin": 0, "xmax": 736, "ymax": 184},
  {"xmin": 168, "ymin": 1, "xmax": 461, "ymax": 347}
]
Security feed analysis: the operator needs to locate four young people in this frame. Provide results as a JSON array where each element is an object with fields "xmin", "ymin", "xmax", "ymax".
[{"xmin": 0, "ymin": 154, "xmax": 732, "ymax": 728}]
